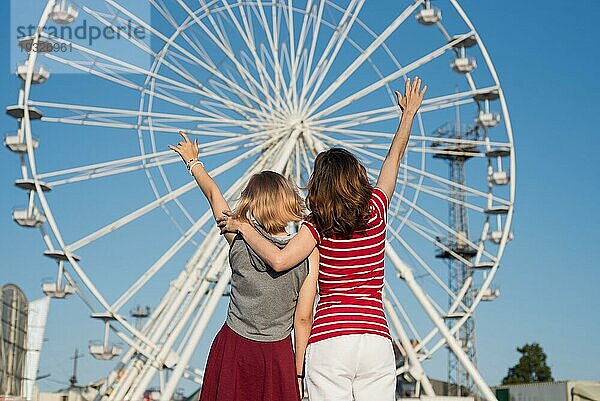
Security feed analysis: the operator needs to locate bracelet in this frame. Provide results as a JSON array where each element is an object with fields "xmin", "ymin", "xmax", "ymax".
[
  {"xmin": 189, "ymin": 160, "xmax": 204, "ymax": 175},
  {"xmin": 185, "ymin": 157, "xmax": 198, "ymax": 169}
]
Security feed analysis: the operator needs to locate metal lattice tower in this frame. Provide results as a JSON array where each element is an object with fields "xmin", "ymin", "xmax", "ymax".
[{"xmin": 433, "ymin": 105, "xmax": 480, "ymax": 396}]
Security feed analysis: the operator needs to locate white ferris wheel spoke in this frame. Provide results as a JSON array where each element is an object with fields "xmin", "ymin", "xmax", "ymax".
[
  {"xmin": 29, "ymin": 100, "xmax": 276, "ymax": 131},
  {"xmin": 318, "ymin": 132, "xmax": 509, "ymax": 206},
  {"xmin": 314, "ymin": 105, "xmax": 399, "ymax": 127},
  {"xmin": 419, "ymin": 86, "xmax": 499, "ymax": 113},
  {"xmin": 300, "ymin": 0, "xmax": 325, "ymax": 99},
  {"xmin": 35, "ymin": 115, "xmax": 261, "ymax": 138},
  {"xmin": 298, "ymin": 136, "xmax": 314, "ymax": 176},
  {"xmin": 301, "ymin": 0, "xmax": 365, "ymax": 114},
  {"xmin": 224, "ymin": 0, "xmax": 288, "ymax": 112},
  {"xmin": 390, "ymin": 191, "xmax": 497, "ymax": 263},
  {"xmin": 101, "ymin": 0, "xmax": 274, "ymax": 113},
  {"xmin": 383, "ymin": 281, "xmax": 422, "ymax": 344},
  {"xmin": 249, "ymin": 0, "xmax": 293, "ymax": 113},
  {"xmin": 396, "ymin": 213, "xmax": 475, "ymax": 267},
  {"xmin": 75, "ymin": 5, "xmax": 257, "ymax": 112},
  {"xmin": 306, "ymin": 0, "xmax": 422, "ymax": 116},
  {"xmin": 309, "ymin": 31, "xmax": 475, "ymax": 121},
  {"xmin": 42, "ymin": 51, "xmax": 264, "ymax": 126},
  {"xmin": 36, "ymin": 143, "xmax": 246, "ymax": 187},
  {"xmin": 285, "ymin": 0, "xmax": 300, "ymax": 111},
  {"xmin": 64, "ymin": 131, "xmax": 288, "ymax": 253},
  {"xmin": 401, "ymin": 163, "xmax": 511, "ymax": 207},
  {"xmin": 387, "ymin": 222, "xmax": 470, "ymax": 315},
  {"xmin": 313, "ymin": 86, "xmax": 499, "ymax": 131},
  {"xmin": 299, "ymin": 0, "xmax": 363, "ymax": 113},
  {"xmin": 37, "ymin": 32, "xmax": 273, "ymax": 123},
  {"xmin": 401, "ymin": 181, "xmax": 498, "ymax": 209},
  {"xmin": 272, "ymin": 0, "xmax": 294, "ymax": 109},
  {"xmin": 175, "ymin": 0, "xmax": 283, "ymax": 112}
]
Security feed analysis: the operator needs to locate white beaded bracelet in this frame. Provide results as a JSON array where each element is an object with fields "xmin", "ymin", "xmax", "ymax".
[
  {"xmin": 188, "ymin": 160, "xmax": 204, "ymax": 175},
  {"xmin": 185, "ymin": 158, "xmax": 196, "ymax": 168}
]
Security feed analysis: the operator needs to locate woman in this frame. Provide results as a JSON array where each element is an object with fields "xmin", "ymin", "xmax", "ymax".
[
  {"xmin": 168, "ymin": 132, "xmax": 318, "ymax": 401},
  {"xmin": 217, "ymin": 77, "xmax": 426, "ymax": 400}
]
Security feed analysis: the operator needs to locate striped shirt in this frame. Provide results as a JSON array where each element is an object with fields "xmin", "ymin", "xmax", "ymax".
[{"xmin": 301, "ymin": 187, "xmax": 391, "ymax": 345}]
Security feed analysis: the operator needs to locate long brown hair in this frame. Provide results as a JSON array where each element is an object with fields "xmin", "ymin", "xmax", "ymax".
[
  {"xmin": 234, "ymin": 171, "xmax": 304, "ymax": 234},
  {"xmin": 306, "ymin": 148, "xmax": 373, "ymax": 238}
]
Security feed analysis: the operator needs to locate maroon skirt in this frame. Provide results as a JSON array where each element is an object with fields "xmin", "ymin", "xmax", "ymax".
[{"xmin": 199, "ymin": 323, "xmax": 300, "ymax": 401}]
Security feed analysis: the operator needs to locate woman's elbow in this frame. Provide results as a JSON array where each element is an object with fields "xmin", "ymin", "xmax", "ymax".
[{"xmin": 271, "ymin": 256, "xmax": 291, "ymax": 272}]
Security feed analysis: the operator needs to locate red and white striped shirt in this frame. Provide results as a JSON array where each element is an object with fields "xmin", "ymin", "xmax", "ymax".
[{"xmin": 302, "ymin": 187, "xmax": 391, "ymax": 344}]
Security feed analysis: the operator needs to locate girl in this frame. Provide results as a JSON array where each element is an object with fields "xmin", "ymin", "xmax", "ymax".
[
  {"xmin": 168, "ymin": 132, "xmax": 318, "ymax": 401},
  {"xmin": 217, "ymin": 77, "xmax": 426, "ymax": 401}
]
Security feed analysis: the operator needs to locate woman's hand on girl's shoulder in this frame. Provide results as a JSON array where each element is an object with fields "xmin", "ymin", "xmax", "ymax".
[{"xmin": 217, "ymin": 210, "xmax": 242, "ymax": 235}]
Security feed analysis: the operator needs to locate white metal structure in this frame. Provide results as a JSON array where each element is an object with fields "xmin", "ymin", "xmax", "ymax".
[
  {"xmin": 8, "ymin": 1, "xmax": 515, "ymax": 400},
  {"xmin": 23, "ymin": 296, "xmax": 51, "ymax": 401}
]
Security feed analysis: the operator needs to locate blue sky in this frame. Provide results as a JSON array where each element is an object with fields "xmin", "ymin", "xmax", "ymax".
[{"xmin": 1, "ymin": 0, "xmax": 598, "ymax": 395}]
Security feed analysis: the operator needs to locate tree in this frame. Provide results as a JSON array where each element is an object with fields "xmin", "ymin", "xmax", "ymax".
[{"xmin": 502, "ymin": 342, "xmax": 553, "ymax": 384}]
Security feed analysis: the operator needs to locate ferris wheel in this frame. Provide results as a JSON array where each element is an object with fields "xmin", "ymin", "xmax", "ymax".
[{"xmin": 8, "ymin": 0, "xmax": 514, "ymax": 400}]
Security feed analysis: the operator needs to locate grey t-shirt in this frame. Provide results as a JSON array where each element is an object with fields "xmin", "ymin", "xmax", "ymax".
[{"xmin": 225, "ymin": 225, "xmax": 309, "ymax": 342}]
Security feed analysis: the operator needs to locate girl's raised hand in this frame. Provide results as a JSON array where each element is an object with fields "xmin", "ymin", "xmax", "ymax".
[
  {"xmin": 395, "ymin": 77, "xmax": 427, "ymax": 116},
  {"xmin": 168, "ymin": 131, "xmax": 199, "ymax": 163}
]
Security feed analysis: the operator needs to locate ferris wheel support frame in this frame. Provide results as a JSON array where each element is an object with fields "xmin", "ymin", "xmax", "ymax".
[
  {"xmin": 383, "ymin": 293, "xmax": 435, "ymax": 396},
  {"xmin": 12, "ymin": 1, "xmax": 515, "ymax": 400},
  {"xmin": 386, "ymin": 244, "xmax": 496, "ymax": 401}
]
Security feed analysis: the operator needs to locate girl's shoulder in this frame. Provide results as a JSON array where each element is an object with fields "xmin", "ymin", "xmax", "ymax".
[{"xmin": 300, "ymin": 214, "xmax": 321, "ymax": 244}]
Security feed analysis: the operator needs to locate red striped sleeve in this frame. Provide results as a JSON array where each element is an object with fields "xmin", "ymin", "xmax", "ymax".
[
  {"xmin": 300, "ymin": 217, "xmax": 320, "ymax": 245},
  {"xmin": 371, "ymin": 186, "xmax": 389, "ymax": 223}
]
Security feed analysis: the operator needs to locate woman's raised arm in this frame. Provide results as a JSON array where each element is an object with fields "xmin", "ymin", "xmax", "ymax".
[
  {"xmin": 376, "ymin": 77, "xmax": 426, "ymax": 199},
  {"xmin": 169, "ymin": 131, "xmax": 235, "ymax": 244}
]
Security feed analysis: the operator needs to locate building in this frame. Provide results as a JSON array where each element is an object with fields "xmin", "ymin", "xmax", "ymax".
[
  {"xmin": 1, "ymin": 284, "xmax": 29, "ymax": 400},
  {"xmin": 0, "ymin": 284, "xmax": 50, "ymax": 401},
  {"xmin": 493, "ymin": 381, "xmax": 600, "ymax": 401}
]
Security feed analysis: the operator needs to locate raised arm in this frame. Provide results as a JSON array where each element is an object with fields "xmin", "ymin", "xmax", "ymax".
[
  {"xmin": 218, "ymin": 215, "xmax": 317, "ymax": 272},
  {"xmin": 168, "ymin": 131, "xmax": 235, "ymax": 244},
  {"xmin": 294, "ymin": 249, "xmax": 319, "ymax": 395},
  {"xmin": 376, "ymin": 77, "xmax": 427, "ymax": 198}
]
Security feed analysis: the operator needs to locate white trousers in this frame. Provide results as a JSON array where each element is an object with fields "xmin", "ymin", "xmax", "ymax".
[{"xmin": 305, "ymin": 334, "xmax": 396, "ymax": 401}]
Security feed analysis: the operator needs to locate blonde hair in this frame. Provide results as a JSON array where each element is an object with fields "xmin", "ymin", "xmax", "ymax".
[{"xmin": 234, "ymin": 171, "xmax": 304, "ymax": 234}]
